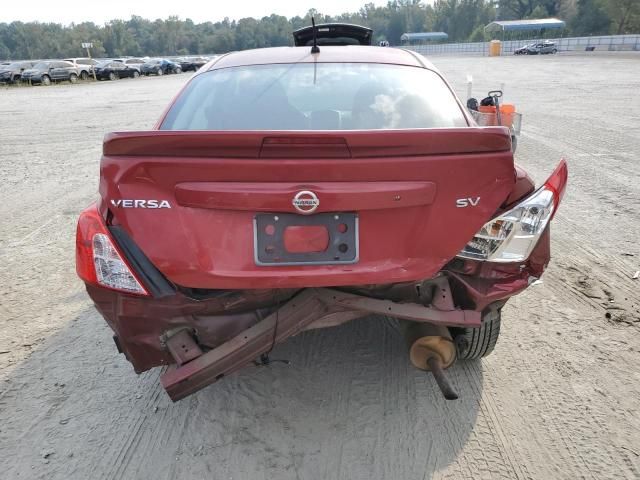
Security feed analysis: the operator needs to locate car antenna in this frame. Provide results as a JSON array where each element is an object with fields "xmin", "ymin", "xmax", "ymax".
[{"xmin": 311, "ymin": 17, "xmax": 320, "ymax": 54}]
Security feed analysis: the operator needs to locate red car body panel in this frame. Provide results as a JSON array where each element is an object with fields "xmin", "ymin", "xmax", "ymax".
[
  {"xmin": 99, "ymin": 129, "xmax": 514, "ymax": 289},
  {"xmin": 206, "ymin": 46, "xmax": 429, "ymax": 70}
]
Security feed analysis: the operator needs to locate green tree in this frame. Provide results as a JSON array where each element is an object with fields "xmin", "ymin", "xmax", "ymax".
[
  {"xmin": 498, "ymin": 0, "xmax": 566, "ymax": 19},
  {"xmin": 434, "ymin": 0, "xmax": 495, "ymax": 42},
  {"xmin": 606, "ymin": 0, "xmax": 640, "ymax": 34},
  {"xmin": 571, "ymin": 0, "xmax": 611, "ymax": 35}
]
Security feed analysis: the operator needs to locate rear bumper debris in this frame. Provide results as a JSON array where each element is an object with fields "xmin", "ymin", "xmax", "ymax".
[
  {"xmin": 160, "ymin": 287, "xmax": 480, "ymax": 401},
  {"xmin": 86, "ymin": 229, "xmax": 549, "ymax": 401}
]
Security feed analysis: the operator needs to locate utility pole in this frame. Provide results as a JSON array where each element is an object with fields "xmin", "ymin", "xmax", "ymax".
[{"xmin": 82, "ymin": 42, "xmax": 97, "ymax": 81}]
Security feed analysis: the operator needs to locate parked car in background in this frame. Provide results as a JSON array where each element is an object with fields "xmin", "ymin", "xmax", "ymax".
[
  {"xmin": 514, "ymin": 43, "xmax": 533, "ymax": 55},
  {"xmin": 0, "ymin": 61, "xmax": 35, "ymax": 84},
  {"xmin": 63, "ymin": 58, "xmax": 98, "ymax": 79},
  {"xmin": 95, "ymin": 61, "xmax": 141, "ymax": 80},
  {"xmin": 515, "ymin": 41, "xmax": 557, "ymax": 55},
  {"xmin": 140, "ymin": 58, "xmax": 181, "ymax": 76},
  {"xmin": 112, "ymin": 58, "xmax": 145, "ymax": 71},
  {"xmin": 21, "ymin": 61, "xmax": 79, "ymax": 85},
  {"xmin": 177, "ymin": 56, "xmax": 209, "ymax": 72}
]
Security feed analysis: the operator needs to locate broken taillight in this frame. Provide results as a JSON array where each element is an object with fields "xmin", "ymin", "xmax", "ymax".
[
  {"xmin": 76, "ymin": 204, "xmax": 148, "ymax": 295},
  {"xmin": 457, "ymin": 159, "xmax": 567, "ymax": 262}
]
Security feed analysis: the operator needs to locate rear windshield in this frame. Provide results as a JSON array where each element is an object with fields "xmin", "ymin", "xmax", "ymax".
[{"xmin": 160, "ymin": 63, "xmax": 467, "ymax": 131}]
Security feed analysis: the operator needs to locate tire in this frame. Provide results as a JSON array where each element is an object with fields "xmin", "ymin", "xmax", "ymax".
[
  {"xmin": 132, "ymin": 70, "xmax": 140, "ymax": 78},
  {"xmin": 175, "ymin": 67, "xmax": 182, "ymax": 74},
  {"xmin": 69, "ymin": 73, "xmax": 78, "ymax": 84},
  {"xmin": 80, "ymin": 71, "xmax": 89, "ymax": 81},
  {"xmin": 109, "ymin": 72, "xmax": 117, "ymax": 81},
  {"xmin": 452, "ymin": 308, "xmax": 501, "ymax": 360},
  {"xmin": 552, "ymin": 49, "xmax": 558, "ymax": 54},
  {"xmin": 41, "ymin": 75, "xmax": 51, "ymax": 86},
  {"xmin": 157, "ymin": 68, "xmax": 163, "ymax": 76}
]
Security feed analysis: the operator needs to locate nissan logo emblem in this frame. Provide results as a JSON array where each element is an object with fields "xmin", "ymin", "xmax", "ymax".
[{"xmin": 292, "ymin": 190, "xmax": 319, "ymax": 214}]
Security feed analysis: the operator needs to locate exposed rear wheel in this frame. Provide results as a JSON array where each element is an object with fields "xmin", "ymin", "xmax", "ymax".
[
  {"xmin": 109, "ymin": 72, "xmax": 117, "ymax": 81},
  {"xmin": 452, "ymin": 309, "xmax": 501, "ymax": 360},
  {"xmin": 132, "ymin": 70, "xmax": 140, "ymax": 78},
  {"xmin": 69, "ymin": 73, "xmax": 78, "ymax": 84},
  {"xmin": 80, "ymin": 71, "xmax": 89, "ymax": 80},
  {"xmin": 41, "ymin": 75, "xmax": 51, "ymax": 86},
  {"xmin": 157, "ymin": 68, "xmax": 163, "ymax": 76},
  {"xmin": 175, "ymin": 67, "xmax": 182, "ymax": 74}
]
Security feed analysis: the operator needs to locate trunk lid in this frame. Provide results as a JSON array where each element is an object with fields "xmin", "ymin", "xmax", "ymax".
[{"xmin": 99, "ymin": 128, "xmax": 514, "ymax": 289}]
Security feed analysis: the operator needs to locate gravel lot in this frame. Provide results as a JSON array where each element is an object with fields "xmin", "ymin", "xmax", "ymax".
[{"xmin": 1, "ymin": 54, "xmax": 639, "ymax": 480}]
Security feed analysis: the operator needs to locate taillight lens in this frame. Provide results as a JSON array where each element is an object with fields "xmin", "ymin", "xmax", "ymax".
[
  {"xmin": 457, "ymin": 159, "xmax": 567, "ymax": 263},
  {"xmin": 76, "ymin": 205, "xmax": 148, "ymax": 295}
]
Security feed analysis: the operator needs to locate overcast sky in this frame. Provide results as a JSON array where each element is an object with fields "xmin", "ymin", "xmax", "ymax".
[{"xmin": 0, "ymin": 0, "xmax": 388, "ymax": 25}]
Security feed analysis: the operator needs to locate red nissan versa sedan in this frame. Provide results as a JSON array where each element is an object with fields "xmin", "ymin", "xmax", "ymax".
[{"xmin": 76, "ymin": 43, "xmax": 567, "ymax": 401}]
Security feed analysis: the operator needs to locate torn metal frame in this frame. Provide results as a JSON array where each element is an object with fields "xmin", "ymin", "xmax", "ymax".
[{"xmin": 161, "ymin": 285, "xmax": 481, "ymax": 401}]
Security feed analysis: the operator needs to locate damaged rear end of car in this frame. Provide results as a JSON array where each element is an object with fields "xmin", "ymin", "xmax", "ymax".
[{"xmin": 76, "ymin": 47, "xmax": 567, "ymax": 401}]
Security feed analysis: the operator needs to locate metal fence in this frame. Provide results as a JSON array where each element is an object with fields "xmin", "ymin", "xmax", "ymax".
[{"xmin": 405, "ymin": 34, "xmax": 640, "ymax": 55}]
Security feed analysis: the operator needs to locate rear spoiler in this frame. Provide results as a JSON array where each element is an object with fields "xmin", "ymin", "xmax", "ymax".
[{"xmin": 103, "ymin": 128, "xmax": 512, "ymax": 159}]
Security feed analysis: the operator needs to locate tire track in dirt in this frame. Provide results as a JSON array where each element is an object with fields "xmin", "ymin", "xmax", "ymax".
[{"xmin": 463, "ymin": 361, "xmax": 530, "ymax": 480}]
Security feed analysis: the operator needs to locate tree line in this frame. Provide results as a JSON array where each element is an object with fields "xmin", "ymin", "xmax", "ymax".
[{"xmin": 0, "ymin": 0, "xmax": 638, "ymax": 60}]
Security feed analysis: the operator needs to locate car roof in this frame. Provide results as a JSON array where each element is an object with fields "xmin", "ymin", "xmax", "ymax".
[{"xmin": 206, "ymin": 46, "xmax": 434, "ymax": 72}]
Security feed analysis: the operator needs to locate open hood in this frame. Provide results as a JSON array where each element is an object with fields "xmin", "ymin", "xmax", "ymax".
[{"xmin": 292, "ymin": 23, "xmax": 373, "ymax": 46}]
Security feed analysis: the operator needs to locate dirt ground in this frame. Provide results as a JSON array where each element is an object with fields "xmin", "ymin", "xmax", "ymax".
[{"xmin": 0, "ymin": 54, "xmax": 639, "ymax": 480}]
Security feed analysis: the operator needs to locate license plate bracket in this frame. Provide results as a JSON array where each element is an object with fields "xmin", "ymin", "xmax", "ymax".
[{"xmin": 254, "ymin": 212, "xmax": 358, "ymax": 266}]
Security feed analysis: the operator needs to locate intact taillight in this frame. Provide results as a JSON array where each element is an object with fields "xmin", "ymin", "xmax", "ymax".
[
  {"xmin": 457, "ymin": 159, "xmax": 567, "ymax": 263},
  {"xmin": 76, "ymin": 205, "xmax": 148, "ymax": 295}
]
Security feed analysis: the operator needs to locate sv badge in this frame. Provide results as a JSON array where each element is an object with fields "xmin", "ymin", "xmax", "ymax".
[{"xmin": 456, "ymin": 197, "xmax": 481, "ymax": 208}]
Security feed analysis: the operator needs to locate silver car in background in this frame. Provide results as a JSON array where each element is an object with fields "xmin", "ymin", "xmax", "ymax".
[
  {"xmin": 63, "ymin": 58, "xmax": 99, "ymax": 79},
  {"xmin": 515, "ymin": 41, "xmax": 558, "ymax": 55}
]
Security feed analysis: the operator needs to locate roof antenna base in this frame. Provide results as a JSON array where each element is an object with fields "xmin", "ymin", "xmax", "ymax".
[{"xmin": 311, "ymin": 17, "xmax": 320, "ymax": 54}]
